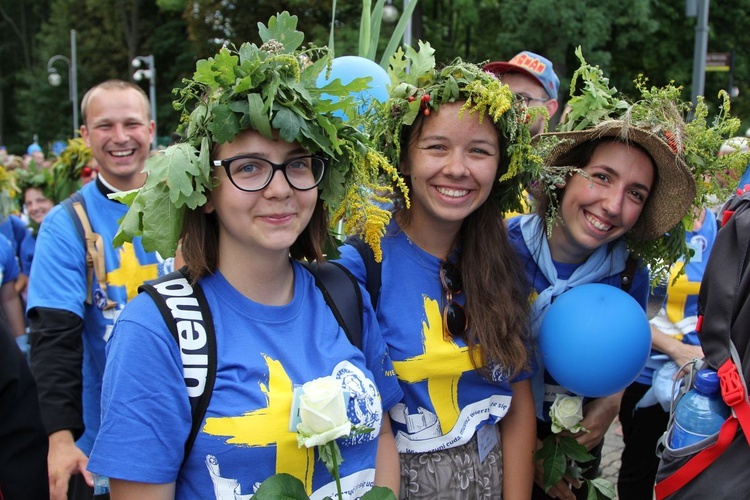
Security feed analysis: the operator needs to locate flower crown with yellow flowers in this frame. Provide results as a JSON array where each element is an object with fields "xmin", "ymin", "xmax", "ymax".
[
  {"xmin": 50, "ymin": 137, "xmax": 92, "ymax": 203},
  {"xmin": 367, "ymin": 41, "xmax": 543, "ymax": 217},
  {"xmin": 111, "ymin": 12, "xmax": 402, "ymax": 259},
  {"xmin": 0, "ymin": 166, "xmax": 18, "ymax": 220},
  {"xmin": 532, "ymin": 48, "xmax": 750, "ymax": 283}
]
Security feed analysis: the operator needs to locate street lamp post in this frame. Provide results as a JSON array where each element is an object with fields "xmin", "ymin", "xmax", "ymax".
[
  {"xmin": 47, "ymin": 29, "xmax": 79, "ymax": 137},
  {"xmin": 132, "ymin": 55, "xmax": 157, "ymax": 150}
]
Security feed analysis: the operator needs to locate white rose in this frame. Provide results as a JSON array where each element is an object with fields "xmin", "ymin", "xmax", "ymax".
[
  {"xmin": 549, "ymin": 394, "xmax": 586, "ymax": 434},
  {"xmin": 296, "ymin": 376, "xmax": 352, "ymax": 448}
]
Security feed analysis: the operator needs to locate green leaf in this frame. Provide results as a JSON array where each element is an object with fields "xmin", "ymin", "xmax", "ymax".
[
  {"xmin": 318, "ymin": 441, "xmax": 344, "ymax": 478},
  {"xmin": 247, "ymin": 93, "xmax": 272, "ymax": 138},
  {"xmin": 272, "ymin": 107, "xmax": 309, "ymax": 144},
  {"xmin": 359, "ymin": 0, "xmax": 372, "ymax": 58},
  {"xmin": 143, "ymin": 144, "xmax": 202, "ymax": 207},
  {"xmin": 327, "ymin": 0, "xmax": 338, "ymax": 51},
  {"xmin": 378, "ymin": 0, "xmax": 420, "ymax": 68},
  {"xmin": 140, "ymin": 184, "xmax": 185, "ymax": 257},
  {"xmin": 558, "ymin": 436, "xmax": 595, "ymax": 463},
  {"xmin": 535, "ymin": 436, "xmax": 567, "ymax": 490},
  {"xmin": 588, "ymin": 478, "xmax": 616, "ymax": 499},
  {"xmin": 361, "ymin": 486, "xmax": 398, "ymax": 500},
  {"xmin": 209, "ymin": 104, "xmax": 241, "ymax": 144},
  {"xmin": 253, "ymin": 473, "xmax": 309, "ymax": 499},
  {"xmin": 211, "ymin": 48, "xmax": 241, "ymax": 88},
  {"xmin": 193, "ymin": 57, "xmax": 220, "ymax": 87},
  {"xmin": 258, "ymin": 11, "xmax": 304, "ymax": 52},
  {"xmin": 366, "ymin": 0, "xmax": 385, "ymax": 61},
  {"xmin": 407, "ymin": 41, "xmax": 436, "ymax": 81}
]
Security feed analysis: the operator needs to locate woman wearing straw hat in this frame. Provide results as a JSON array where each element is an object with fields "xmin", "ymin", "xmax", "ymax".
[
  {"xmin": 86, "ymin": 13, "xmax": 403, "ymax": 499},
  {"xmin": 508, "ymin": 51, "xmax": 745, "ymax": 500}
]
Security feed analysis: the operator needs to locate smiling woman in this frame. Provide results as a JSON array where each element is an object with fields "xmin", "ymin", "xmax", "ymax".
[
  {"xmin": 86, "ymin": 12, "xmax": 404, "ymax": 500},
  {"xmin": 506, "ymin": 49, "xmax": 743, "ymax": 500},
  {"xmin": 336, "ymin": 43, "xmax": 540, "ymax": 499}
]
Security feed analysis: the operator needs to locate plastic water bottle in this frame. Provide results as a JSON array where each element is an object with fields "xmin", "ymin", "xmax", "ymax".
[
  {"xmin": 669, "ymin": 369, "xmax": 730, "ymax": 449},
  {"xmin": 92, "ymin": 473, "xmax": 110, "ymax": 499}
]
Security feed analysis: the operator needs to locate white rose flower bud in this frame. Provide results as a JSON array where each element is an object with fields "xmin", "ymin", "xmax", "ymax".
[
  {"xmin": 296, "ymin": 376, "xmax": 352, "ymax": 448},
  {"xmin": 549, "ymin": 394, "xmax": 586, "ymax": 434}
]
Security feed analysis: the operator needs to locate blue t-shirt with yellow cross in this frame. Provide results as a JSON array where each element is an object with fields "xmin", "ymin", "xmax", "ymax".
[
  {"xmin": 643, "ymin": 213, "xmax": 717, "ymax": 384},
  {"xmin": 26, "ymin": 179, "xmax": 173, "ymax": 455},
  {"xmin": 337, "ymin": 220, "xmax": 534, "ymax": 455},
  {"xmin": 88, "ymin": 263, "xmax": 402, "ymax": 499}
]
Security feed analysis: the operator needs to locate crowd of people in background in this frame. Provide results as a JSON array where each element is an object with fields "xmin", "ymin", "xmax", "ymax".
[{"xmin": 2, "ymin": 11, "xmax": 750, "ymax": 500}]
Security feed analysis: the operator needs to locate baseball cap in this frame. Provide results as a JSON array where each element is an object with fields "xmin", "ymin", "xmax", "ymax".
[{"xmin": 483, "ymin": 51, "xmax": 560, "ymax": 100}]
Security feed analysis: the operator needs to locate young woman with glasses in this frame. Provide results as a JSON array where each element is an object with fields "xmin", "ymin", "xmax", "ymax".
[
  {"xmin": 86, "ymin": 15, "xmax": 403, "ymax": 499},
  {"xmin": 337, "ymin": 47, "xmax": 538, "ymax": 499}
]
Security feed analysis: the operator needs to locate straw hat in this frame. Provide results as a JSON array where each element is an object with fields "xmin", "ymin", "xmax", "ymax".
[{"xmin": 539, "ymin": 120, "xmax": 696, "ymax": 241}]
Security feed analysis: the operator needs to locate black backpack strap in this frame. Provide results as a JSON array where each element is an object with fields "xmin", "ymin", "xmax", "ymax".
[
  {"xmin": 344, "ymin": 235, "xmax": 382, "ymax": 310},
  {"xmin": 138, "ymin": 268, "xmax": 217, "ymax": 461},
  {"xmin": 620, "ymin": 255, "xmax": 639, "ymax": 293},
  {"xmin": 303, "ymin": 261, "xmax": 363, "ymax": 350}
]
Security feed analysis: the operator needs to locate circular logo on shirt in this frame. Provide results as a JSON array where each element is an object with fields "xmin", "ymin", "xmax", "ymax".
[{"xmin": 93, "ymin": 288, "xmax": 110, "ymax": 310}]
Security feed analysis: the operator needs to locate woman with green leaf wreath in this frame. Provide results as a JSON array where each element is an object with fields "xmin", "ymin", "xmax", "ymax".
[
  {"xmin": 337, "ymin": 43, "xmax": 539, "ymax": 498},
  {"xmin": 87, "ymin": 13, "xmax": 403, "ymax": 499},
  {"xmin": 506, "ymin": 48, "xmax": 748, "ymax": 500},
  {"xmin": 13, "ymin": 138, "xmax": 92, "ymax": 296}
]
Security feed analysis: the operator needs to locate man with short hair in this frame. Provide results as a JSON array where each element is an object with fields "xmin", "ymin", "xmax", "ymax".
[
  {"xmin": 28, "ymin": 80, "xmax": 173, "ymax": 500},
  {"xmin": 484, "ymin": 51, "xmax": 560, "ymax": 136}
]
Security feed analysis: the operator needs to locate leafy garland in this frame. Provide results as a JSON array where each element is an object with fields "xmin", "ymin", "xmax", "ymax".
[
  {"xmin": 12, "ymin": 162, "xmax": 54, "ymax": 235},
  {"xmin": 50, "ymin": 137, "xmax": 91, "ymax": 203},
  {"xmin": 368, "ymin": 41, "xmax": 542, "ymax": 215},
  {"xmin": 0, "ymin": 166, "xmax": 18, "ymax": 221},
  {"xmin": 111, "ymin": 11, "xmax": 403, "ymax": 259},
  {"xmin": 533, "ymin": 48, "xmax": 749, "ymax": 283}
]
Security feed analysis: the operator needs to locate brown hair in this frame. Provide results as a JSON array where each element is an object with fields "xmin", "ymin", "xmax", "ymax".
[
  {"xmin": 180, "ymin": 178, "xmax": 332, "ymax": 282},
  {"xmin": 80, "ymin": 79, "xmax": 151, "ymax": 124},
  {"xmin": 396, "ymin": 111, "xmax": 532, "ymax": 379}
]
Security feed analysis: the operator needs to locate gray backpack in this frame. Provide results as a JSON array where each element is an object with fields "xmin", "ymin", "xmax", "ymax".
[{"xmin": 655, "ymin": 192, "xmax": 750, "ymax": 499}]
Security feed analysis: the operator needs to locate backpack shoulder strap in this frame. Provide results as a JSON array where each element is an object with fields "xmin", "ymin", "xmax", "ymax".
[
  {"xmin": 138, "ymin": 268, "xmax": 217, "ymax": 461},
  {"xmin": 303, "ymin": 261, "xmax": 364, "ymax": 350},
  {"xmin": 61, "ymin": 192, "xmax": 116, "ymax": 310},
  {"xmin": 620, "ymin": 255, "xmax": 639, "ymax": 293},
  {"xmin": 344, "ymin": 235, "xmax": 382, "ymax": 310}
]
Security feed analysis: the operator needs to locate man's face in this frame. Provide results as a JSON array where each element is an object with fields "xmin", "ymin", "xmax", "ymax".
[
  {"xmin": 80, "ymin": 87, "xmax": 154, "ymax": 191},
  {"xmin": 500, "ymin": 72, "xmax": 558, "ymax": 135}
]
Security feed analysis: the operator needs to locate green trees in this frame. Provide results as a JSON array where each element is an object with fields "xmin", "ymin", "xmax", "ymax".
[{"xmin": 1, "ymin": 0, "xmax": 748, "ymax": 156}]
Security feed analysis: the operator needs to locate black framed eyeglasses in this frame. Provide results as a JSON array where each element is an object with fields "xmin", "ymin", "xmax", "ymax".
[
  {"xmin": 211, "ymin": 155, "xmax": 327, "ymax": 192},
  {"xmin": 441, "ymin": 261, "xmax": 467, "ymax": 341},
  {"xmin": 517, "ymin": 93, "xmax": 550, "ymax": 106}
]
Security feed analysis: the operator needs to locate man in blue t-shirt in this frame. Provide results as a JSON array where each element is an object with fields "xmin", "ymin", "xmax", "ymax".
[{"xmin": 27, "ymin": 80, "xmax": 171, "ymax": 500}]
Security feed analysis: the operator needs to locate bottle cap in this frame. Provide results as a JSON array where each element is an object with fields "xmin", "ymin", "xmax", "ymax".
[{"xmin": 694, "ymin": 369, "xmax": 721, "ymax": 394}]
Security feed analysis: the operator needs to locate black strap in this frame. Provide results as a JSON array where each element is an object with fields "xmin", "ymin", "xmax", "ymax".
[
  {"xmin": 302, "ymin": 261, "xmax": 363, "ymax": 350},
  {"xmin": 138, "ymin": 268, "xmax": 217, "ymax": 461},
  {"xmin": 620, "ymin": 255, "xmax": 638, "ymax": 293},
  {"xmin": 699, "ymin": 191, "xmax": 750, "ymax": 372},
  {"xmin": 344, "ymin": 235, "xmax": 382, "ymax": 310},
  {"xmin": 61, "ymin": 192, "xmax": 86, "ymax": 241}
]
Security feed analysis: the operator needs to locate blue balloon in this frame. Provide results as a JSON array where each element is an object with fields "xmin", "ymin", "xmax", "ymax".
[
  {"xmin": 316, "ymin": 56, "xmax": 390, "ymax": 120},
  {"xmin": 539, "ymin": 283, "xmax": 651, "ymax": 398}
]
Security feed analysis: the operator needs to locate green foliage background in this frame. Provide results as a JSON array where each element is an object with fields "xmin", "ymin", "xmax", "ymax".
[{"xmin": 1, "ymin": 0, "xmax": 749, "ymax": 155}]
